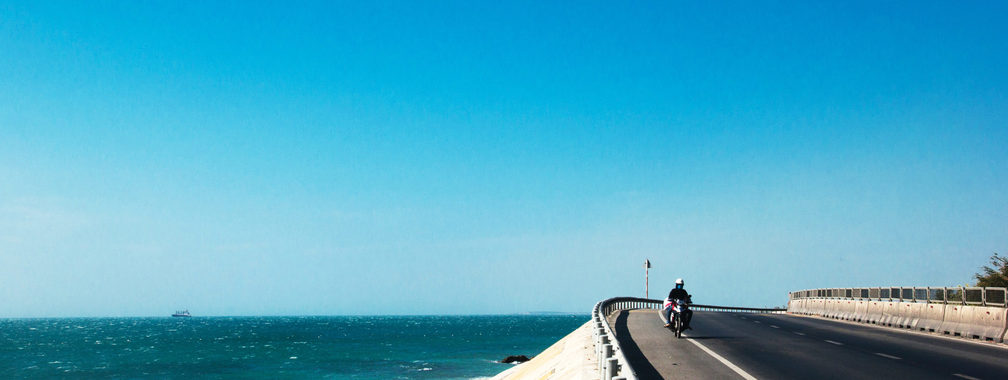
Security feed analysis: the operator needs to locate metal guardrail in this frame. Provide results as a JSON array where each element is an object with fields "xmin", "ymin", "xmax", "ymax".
[
  {"xmin": 691, "ymin": 304, "xmax": 787, "ymax": 313},
  {"xmin": 592, "ymin": 297, "xmax": 786, "ymax": 380},
  {"xmin": 593, "ymin": 297, "xmax": 648, "ymax": 380}
]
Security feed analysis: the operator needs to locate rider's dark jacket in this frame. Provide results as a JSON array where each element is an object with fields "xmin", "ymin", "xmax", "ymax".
[{"xmin": 668, "ymin": 288, "xmax": 690, "ymax": 302}]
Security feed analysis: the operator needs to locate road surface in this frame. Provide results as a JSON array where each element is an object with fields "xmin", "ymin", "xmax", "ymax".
[{"xmin": 609, "ymin": 309, "xmax": 1008, "ymax": 380}]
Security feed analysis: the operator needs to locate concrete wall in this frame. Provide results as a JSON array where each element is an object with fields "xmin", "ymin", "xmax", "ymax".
[
  {"xmin": 788, "ymin": 289, "xmax": 1008, "ymax": 344},
  {"xmin": 491, "ymin": 321, "xmax": 597, "ymax": 380}
]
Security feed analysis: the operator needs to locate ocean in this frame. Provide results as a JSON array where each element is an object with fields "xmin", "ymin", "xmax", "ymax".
[{"xmin": 0, "ymin": 314, "xmax": 588, "ymax": 379}]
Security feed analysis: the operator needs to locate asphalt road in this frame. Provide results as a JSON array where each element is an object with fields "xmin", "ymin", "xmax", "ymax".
[{"xmin": 609, "ymin": 309, "xmax": 1008, "ymax": 380}]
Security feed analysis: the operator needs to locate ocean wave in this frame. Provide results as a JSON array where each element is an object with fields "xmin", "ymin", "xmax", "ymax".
[{"xmin": 1, "ymin": 315, "xmax": 586, "ymax": 379}]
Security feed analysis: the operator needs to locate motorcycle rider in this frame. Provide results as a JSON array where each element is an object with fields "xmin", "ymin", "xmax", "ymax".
[{"xmin": 663, "ymin": 278, "xmax": 693, "ymax": 330}]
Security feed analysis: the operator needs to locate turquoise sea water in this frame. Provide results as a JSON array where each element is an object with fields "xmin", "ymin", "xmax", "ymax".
[{"xmin": 0, "ymin": 315, "xmax": 587, "ymax": 379}]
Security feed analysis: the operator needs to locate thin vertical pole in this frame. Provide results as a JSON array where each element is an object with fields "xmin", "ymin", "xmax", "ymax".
[{"xmin": 644, "ymin": 258, "xmax": 652, "ymax": 299}]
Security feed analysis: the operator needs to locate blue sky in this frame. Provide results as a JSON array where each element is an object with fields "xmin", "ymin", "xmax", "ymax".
[{"xmin": 1, "ymin": 1, "xmax": 1006, "ymax": 317}]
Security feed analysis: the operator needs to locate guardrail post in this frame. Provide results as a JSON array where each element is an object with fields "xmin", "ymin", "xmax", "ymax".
[
  {"xmin": 599, "ymin": 344, "xmax": 612, "ymax": 374},
  {"xmin": 596, "ymin": 332, "xmax": 607, "ymax": 359},
  {"xmin": 605, "ymin": 358, "xmax": 619, "ymax": 380}
]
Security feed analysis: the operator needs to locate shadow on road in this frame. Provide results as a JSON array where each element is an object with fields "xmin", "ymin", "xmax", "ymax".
[{"xmin": 613, "ymin": 310, "xmax": 664, "ymax": 380}]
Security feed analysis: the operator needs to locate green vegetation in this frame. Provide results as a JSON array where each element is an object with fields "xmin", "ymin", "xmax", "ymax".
[{"xmin": 974, "ymin": 253, "xmax": 1008, "ymax": 287}]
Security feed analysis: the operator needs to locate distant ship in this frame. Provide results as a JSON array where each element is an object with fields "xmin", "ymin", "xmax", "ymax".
[{"xmin": 171, "ymin": 310, "xmax": 191, "ymax": 317}]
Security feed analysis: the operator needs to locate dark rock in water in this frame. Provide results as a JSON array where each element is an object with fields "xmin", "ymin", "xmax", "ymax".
[{"xmin": 501, "ymin": 355, "xmax": 531, "ymax": 364}]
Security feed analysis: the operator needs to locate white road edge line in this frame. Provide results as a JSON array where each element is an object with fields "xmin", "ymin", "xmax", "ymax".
[
  {"xmin": 874, "ymin": 353, "xmax": 901, "ymax": 360},
  {"xmin": 684, "ymin": 335, "xmax": 758, "ymax": 380},
  {"xmin": 953, "ymin": 374, "xmax": 981, "ymax": 380},
  {"xmin": 824, "ymin": 340, "xmax": 843, "ymax": 345}
]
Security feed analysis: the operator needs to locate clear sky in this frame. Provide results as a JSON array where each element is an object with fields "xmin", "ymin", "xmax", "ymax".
[{"xmin": 1, "ymin": 1, "xmax": 1006, "ymax": 317}]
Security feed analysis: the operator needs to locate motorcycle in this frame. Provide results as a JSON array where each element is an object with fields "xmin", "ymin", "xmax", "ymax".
[{"xmin": 660, "ymin": 297, "xmax": 689, "ymax": 338}]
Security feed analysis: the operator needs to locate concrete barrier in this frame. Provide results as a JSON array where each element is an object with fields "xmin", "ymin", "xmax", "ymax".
[
  {"xmin": 790, "ymin": 286, "xmax": 1008, "ymax": 346},
  {"xmin": 917, "ymin": 303, "xmax": 945, "ymax": 332},
  {"xmin": 880, "ymin": 301, "xmax": 898, "ymax": 327},
  {"xmin": 892, "ymin": 302, "xmax": 907, "ymax": 327},
  {"xmin": 853, "ymin": 300, "xmax": 870, "ymax": 323},
  {"xmin": 894, "ymin": 302, "xmax": 919, "ymax": 329},
  {"xmin": 824, "ymin": 299, "xmax": 839, "ymax": 319},
  {"xmin": 864, "ymin": 300, "xmax": 884, "ymax": 324},
  {"xmin": 796, "ymin": 299, "xmax": 808, "ymax": 315},
  {"xmin": 808, "ymin": 299, "xmax": 822, "ymax": 316},
  {"xmin": 940, "ymin": 304, "xmax": 967, "ymax": 337},
  {"xmin": 895, "ymin": 300, "xmax": 911, "ymax": 326},
  {"xmin": 960, "ymin": 306, "xmax": 1007, "ymax": 342},
  {"xmin": 858, "ymin": 300, "xmax": 874, "ymax": 320},
  {"xmin": 842, "ymin": 300, "xmax": 855, "ymax": 320},
  {"xmin": 848, "ymin": 300, "xmax": 861, "ymax": 322},
  {"xmin": 832, "ymin": 300, "xmax": 845, "ymax": 320},
  {"xmin": 907, "ymin": 303, "xmax": 926, "ymax": 330},
  {"xmin": 834, "ymin": 298, "xmax": 850, "ymax": 320}
]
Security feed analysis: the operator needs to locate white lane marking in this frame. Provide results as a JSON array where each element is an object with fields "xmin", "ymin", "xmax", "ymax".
[
  {"xmin": 953, "ymin": 374, "xmax": 981, "ymax": 380},
  {"xmin": 770, "ymin": 325, "xmax": 780, "ymax": 329},
  {"xmin": 793, "ymin": 332, "xmax": 806, "ymax": 336},
  {"xmin": 874, "ymin": 353, "xmax": 901, "ymax": 360},
  {"xmin": 824, "ymin": 340, "xmax": 843, "ymax": 345},
  {"xmin": 753, "ymin": 320, "xmax": 761, "ymax": 324},
  {"xmin": 684, "ymin": 335, "xmax": 758, "ymax": 380}
]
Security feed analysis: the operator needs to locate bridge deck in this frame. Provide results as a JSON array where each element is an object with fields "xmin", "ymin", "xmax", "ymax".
[{"xmin": 610, "ymin": 309, "xmax": 1008, "ymax": 380}]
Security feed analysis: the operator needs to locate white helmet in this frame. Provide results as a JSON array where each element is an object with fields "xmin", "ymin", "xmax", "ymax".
[{"xmin": 675, "ymin": 278, "xmax": 684, "ymax": 285}]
